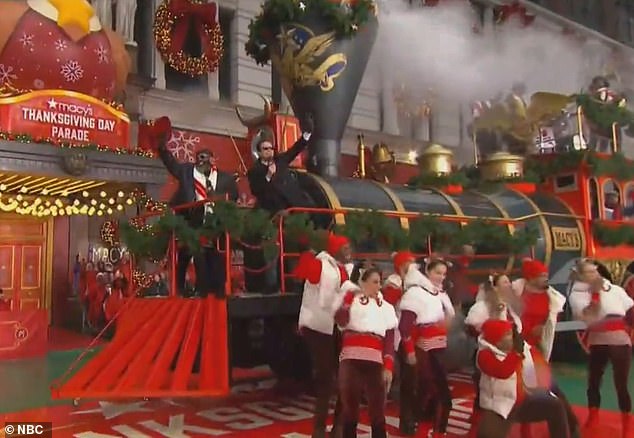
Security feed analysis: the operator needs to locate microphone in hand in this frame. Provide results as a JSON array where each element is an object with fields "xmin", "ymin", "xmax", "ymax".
[{"xmin": 300, "ymin": 112, "xmax": 314, "ymax": 134}]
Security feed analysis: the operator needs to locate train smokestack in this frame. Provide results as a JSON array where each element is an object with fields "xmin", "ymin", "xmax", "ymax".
[{"xmin": 269, "ymin": 12, "xmax": 378, "ymax": 178}]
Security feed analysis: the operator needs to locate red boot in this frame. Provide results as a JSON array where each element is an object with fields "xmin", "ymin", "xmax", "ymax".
[
  {"xmin": 584, "ymin": 408, "xmax": 599, "ymax": 429},
  {"xmin": 520, "ymin": 423, "xmax": 533, "ymax": 438}
]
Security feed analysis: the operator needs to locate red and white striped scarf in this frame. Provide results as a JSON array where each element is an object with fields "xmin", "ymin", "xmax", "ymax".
[{"xmin": 193, "ymin": 167, "xmax": 216, "ymax": 215}]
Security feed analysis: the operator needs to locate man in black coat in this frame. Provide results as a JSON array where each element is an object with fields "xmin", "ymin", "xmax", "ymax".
[
  {"xmin": 247, "ymin": 114, "xmax": 315, "ymax": 215},
  {"xmin": 246, "ymin": 114, "xmax": 315, "ymax": 293},
  {"xmin": 157, "ymin": 134, "xmax": 239, "ymax": 298}
]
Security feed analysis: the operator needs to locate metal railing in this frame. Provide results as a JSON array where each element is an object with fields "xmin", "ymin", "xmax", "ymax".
[{"xmin": 130, "ymin": 203, "xmax": 553, "ymax": 296}]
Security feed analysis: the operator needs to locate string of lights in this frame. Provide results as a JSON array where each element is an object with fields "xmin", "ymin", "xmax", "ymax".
[{"xmin": 0, "ymin": 187, "xmax": 166, "ymax": 217}]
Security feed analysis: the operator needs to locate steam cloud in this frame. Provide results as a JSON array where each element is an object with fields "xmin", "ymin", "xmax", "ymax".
[{"xmin": 376, "ymin": 1, "xmax": 613, "ymax": 104}]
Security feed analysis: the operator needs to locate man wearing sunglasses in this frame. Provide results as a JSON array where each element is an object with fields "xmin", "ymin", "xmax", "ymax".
[
  {"xmin": 246, "ymin": 113, "xmax": 315, "ymax": 293},
  {"xmin": 157, "ymin": 133, "xmax": 239, "ymax": 299},
  {"xmin": 247, "ymin": 113, "xmax": 315, "ymax": 216}
]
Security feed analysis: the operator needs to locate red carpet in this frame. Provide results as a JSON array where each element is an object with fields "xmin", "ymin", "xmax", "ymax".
[{"xmin": 2, "ymin": 371, "xmax": 629, "ymax": 437}]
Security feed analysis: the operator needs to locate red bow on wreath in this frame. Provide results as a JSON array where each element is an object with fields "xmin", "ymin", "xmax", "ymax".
[
  {"xmin": 168, "ymin": 0, "xmax": 218, "ymax": 55},
  {"xmin": 494, "ymin": 1, "xmax": 535, "ymax": 26}
]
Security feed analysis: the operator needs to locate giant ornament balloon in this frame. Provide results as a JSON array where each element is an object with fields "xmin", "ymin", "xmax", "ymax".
[{"xmin": 0, "ymin": 0, "xmax": 130, "ymax": 100}]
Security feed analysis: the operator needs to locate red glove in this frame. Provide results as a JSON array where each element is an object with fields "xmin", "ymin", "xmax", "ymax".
[
  {"xmin": 293, "ymin": 251, "xmax": 321, "ymax": 284},
  {"xmin": 149, "ymin": 116, "xmax": 172, "ymax": 149},
  {"xmin": 343, "ymin": 291, "xmax": 355, "ymax": 307}
]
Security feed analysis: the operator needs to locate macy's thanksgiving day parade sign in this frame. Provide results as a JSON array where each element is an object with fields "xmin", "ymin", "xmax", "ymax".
[{"xmin": 0, "ymin": 89, "xmax": 130, "ymax": 148}]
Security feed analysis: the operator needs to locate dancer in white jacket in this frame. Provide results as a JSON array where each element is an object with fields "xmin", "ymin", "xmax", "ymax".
[
  {"xmin": 569, "ymin": 258, "xmax": 633, "ymax": 437},
  {"xmin": 476, "ymin": 319, "xmax": 571, "ymax": 438},
  {"xmin": 399, "ymin": 258, "xmax": 454, "ymax": 438},
  {"xmin": 293, "ymin": 233, "xmax": 352, "ymax": 438},
  {"xmin": 333, "ymin": 267, "xmax": 398, "ymax": 438}
]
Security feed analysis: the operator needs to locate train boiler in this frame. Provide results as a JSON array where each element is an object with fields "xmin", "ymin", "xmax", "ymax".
[{"xmin": 237, "ymin": 99, "xmax": 584, "ymax": 293}]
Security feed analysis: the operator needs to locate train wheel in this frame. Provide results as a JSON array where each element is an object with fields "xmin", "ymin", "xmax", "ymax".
[{"xmin": 262, "ymin": 317, "xmax": 311, "ymax": 382}]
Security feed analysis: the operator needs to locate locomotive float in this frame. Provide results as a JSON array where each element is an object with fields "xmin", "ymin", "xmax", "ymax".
[{"xmin": 51, "ymin": 0, "xmax": 634, "ymax": 402}]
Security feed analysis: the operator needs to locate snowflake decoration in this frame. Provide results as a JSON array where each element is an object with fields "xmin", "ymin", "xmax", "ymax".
[
  {"xmin": 0, "ymin": 64, "xmax": 17, "ymax": 86},
  {"xmin": 95, "ymin": 45, "xmax": 109, "ymax": 64},
  {"xmin": 60, "ymin": 60, "xmax": 84, "ymax": 83},
  {"xmin": 19, "ymin": 33, "xmax": 34, "ymax": 48},
  {"xmin": 54, "ymin": 39, "xmax": 68, "ymax": 51},
  {"xmin": 167, "ymin": 130, "xmax": 200, "ymax": 163}
]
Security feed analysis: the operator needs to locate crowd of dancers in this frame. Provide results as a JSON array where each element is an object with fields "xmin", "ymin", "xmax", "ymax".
[{"xmin": 293, "ymin": 233, "xmax": 634, "ymax": 438}]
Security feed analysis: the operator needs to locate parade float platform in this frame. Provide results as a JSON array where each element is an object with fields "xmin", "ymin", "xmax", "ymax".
[{"xmin": 0, "ymin": 358, "xmax": 630, "ymax": 437}]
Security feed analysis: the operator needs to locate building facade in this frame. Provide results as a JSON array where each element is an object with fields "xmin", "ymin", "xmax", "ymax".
[{"xmin": 116, "ymin": 0, "xmax": 634, "ymax": 173}]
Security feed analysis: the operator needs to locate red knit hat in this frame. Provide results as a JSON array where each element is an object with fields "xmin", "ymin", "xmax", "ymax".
[
  {"xmin": 481, "ymin": 319, "xmax": 513, "ymax": 345},
  {"xmin": 393, "ymin": 251, "xmax": 415, "ymax": 273},
  {"xmin": 327, "ymin": 233, "xmax": 349, "ymax": 256},
  {"xmin": 521, "ymin": 258, "xmax": 548, "ymax": 280}
]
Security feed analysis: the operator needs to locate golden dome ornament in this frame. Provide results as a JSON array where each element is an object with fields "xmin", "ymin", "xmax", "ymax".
[
  {"xmin": 479, "ymin": 152, "xmax": 524, "ymax": 181},
  {"xmin": 418, "ymin": 143, "xmax": 454, "ymax": 175}
]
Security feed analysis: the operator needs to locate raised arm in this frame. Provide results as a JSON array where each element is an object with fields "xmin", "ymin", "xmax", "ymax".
[
  {"xmin": 157, "ymin": 137, "xmax": 183, "ymax": 178},
  {"xmin": 477, "ymin": 349, "xmax": 522, "ymax": 379},
  {"xmin": 277, "ymin": 113, "xmax": 314, "ymax": 166},
  {"xmin": 276, "ymin": 135, "xmax": 310, "ymax": 166}
]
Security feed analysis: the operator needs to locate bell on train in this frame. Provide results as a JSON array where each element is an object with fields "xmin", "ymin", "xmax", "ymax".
[
  {"xmin": 418, "ymin": 143, "xmax": 454, "ymax": 175},
  {"xmin": 479, "ymin": 152, "xmax": 525, "ymax": 181},
  {"xmin": 372, "ymin": 143, "xmax": 394, "ymax": 165},
  {"xmin": 264, "ymin": 8, "xmax": 379, "ymax": 178}
]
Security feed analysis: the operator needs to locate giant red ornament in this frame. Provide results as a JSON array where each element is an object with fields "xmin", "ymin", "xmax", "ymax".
[{"xmin": 0, "ymin": 0, "xmax": 130, "ymax": 101}]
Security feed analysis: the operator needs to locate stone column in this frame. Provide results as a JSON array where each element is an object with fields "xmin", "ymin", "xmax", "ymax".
[
  {"xmin": 380, "ymin": 70, "xmax": 399, "ymax": 136},
  {"xmin": 152, "ymin": 0, "xmax": 166, "ymax": 89},
  {"xmin": 413, "ymin": 115, "xmax": 430, "ymax": 142},
  {"xmin": 430, "ymin": 101, "xmax": 461, "ymax": 147},
  {"xmin": 208, "ymin": 71, "xmax": 220, "ymax": 100}
]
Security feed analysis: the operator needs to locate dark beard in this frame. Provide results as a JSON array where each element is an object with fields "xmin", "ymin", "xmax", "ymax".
[{"xmin": 196, "ymin": 163, "xmax": 211, "ymax": 174}]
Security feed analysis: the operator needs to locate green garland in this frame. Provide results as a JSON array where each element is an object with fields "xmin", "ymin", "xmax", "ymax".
[
  {"xmin": 576, "ymin": 93, "xmax": 634, "ymax": 133},
  {"xmin": 408, "ymin": 171, "xmax": 469, "ymax": 188},
  {"xmin": 120, "ymin": 202, "xmax": 539, "ymax": 262},
  {"xmin": 335, "ymin": 210, "xmax": 410, "ymax": 251},
  {"xmin": 120, "ymin": 201, "xmax": 279, "ymax": 262},
  {"xmin": 245, "ymin": 0, "xmax": 376, "ymax": 65},
  {"xmin": 592, "ymin": 222, "xmax": 634, "ymax": 247},
  {"xmin": 119, "ymin": 212, "xmax": 199, "ymax": 262},
  {"xmin": 408, "ymin": 166, "xmax": 540, "ymax": 192},
  {"xmin": 524, "ymin": 150, "xmax": 634, "ymax": 182},
  {"xmin": 0, "ymin": 131, "xmax": 154, "ymax": 158}
]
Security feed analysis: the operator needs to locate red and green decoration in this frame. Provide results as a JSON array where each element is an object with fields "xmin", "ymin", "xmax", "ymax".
[
  {"xmin": 154, "ymin": 0, "xmax": 224, "ymax": 77},
  {"xmin": 576, "ymin": 93, "xmax": 634, "ymax": 136},
  {"xmin": 525, "ymin": 150, "xmax": 634, "ymax": 182},
  {"xmin": 245, "ymin": 0, "xmax": 376, "ymax": 65},
  {"xmin": 593, "ymin": 222, "xmax": 634, "ymax": 247},
  {"xmin": 408, "ymin": 166, "xmax": 540, "ymax": 193},
  {"xmin": 120, "ymin": 200, "xmax": 538, "ymax": 262},
  {"xmin": 0, "ymin": 131, "xmax": 155, "ymax": 158}
]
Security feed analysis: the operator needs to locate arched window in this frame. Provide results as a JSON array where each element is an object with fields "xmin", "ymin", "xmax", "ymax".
[
  {"xmin": 602, "ymin": 178, "xmax": 622, "ymax": 220},
  {"xmin": 624, "ymin": 182, "xmax": 634, "ymax": 219}
]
